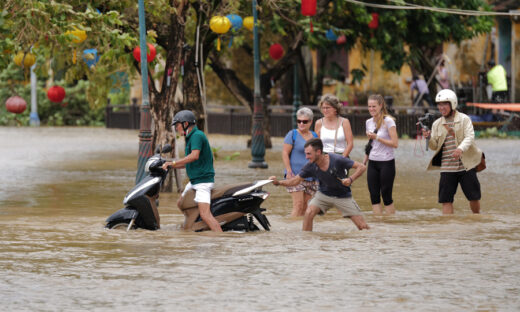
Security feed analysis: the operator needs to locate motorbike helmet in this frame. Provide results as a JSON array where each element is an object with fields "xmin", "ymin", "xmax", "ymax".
[
  {"xmin": 172, "ymin": 110, "xmax": 196, "ymax": 126},
  {"xmin": 435, "ymin": 89, "xmax": 457, "ymax": 110},
  {"xmin": 172, "ymin": 110, "xmax": 196, "ymax": 134}
]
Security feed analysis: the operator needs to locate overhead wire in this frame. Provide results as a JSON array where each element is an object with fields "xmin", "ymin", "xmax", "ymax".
[{"xmin": 344, "ymin": 0, "xmax": 520, "ymax": 17}]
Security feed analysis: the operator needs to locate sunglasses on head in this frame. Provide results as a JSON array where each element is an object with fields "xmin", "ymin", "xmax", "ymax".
[{"xmin": 297, "ymin": 119, "xmax": 310, "ymax": 124}]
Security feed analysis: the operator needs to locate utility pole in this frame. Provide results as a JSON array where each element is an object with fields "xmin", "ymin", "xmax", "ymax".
[
  {"xmin": 248, "ymin": 0, "xmax": 268, "ymax": 169},
  {"xmin": 135, "ymin": 0, "xmax": 153, "ymax": 183}
]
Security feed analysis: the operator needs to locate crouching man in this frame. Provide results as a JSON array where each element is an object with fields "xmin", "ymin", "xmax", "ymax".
[{"xmin": 270, "ymin": 138, "xmax": 369, "ymax": 231}]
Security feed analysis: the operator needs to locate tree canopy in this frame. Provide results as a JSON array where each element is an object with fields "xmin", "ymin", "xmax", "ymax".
[{"xmin": 1, "ymin": 0, "xmax": 493, "ymax": 127}]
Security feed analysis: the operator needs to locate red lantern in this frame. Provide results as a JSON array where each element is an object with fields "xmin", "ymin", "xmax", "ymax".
[
  {"xmin": 301, "ymin": 0, "xmax": 316, "ymax": 32},
  {"xmin": 368, "ymin": 13, "xmax": 379, "ymax": 30},
  {"xmin": 47, "ymin": 86, "xmax": 66, "ymax": 103},
  {"xmin": 133, "ymin": 43, "xmax": 156, "ymax": 63},
  {"xmin": 269, "ymin": 44, "xmax": 284, "ymax": 60},
  {"xmin": 5, "ymin": 96, "xmax": 27, "ymax": 114},
  {"xmin": 336, "ymin": 35, "xmax": 346, "ymax": 45}
]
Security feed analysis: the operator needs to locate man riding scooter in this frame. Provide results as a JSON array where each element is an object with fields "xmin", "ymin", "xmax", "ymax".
[{"xmin": 162, "ymin": 110, "xmax": 223, "ymax": 232}]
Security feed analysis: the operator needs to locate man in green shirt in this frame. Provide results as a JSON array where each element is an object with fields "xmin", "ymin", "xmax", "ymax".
[{"xmin": 162, "ymin": 110, "xmax": 222, "ymax": 232}]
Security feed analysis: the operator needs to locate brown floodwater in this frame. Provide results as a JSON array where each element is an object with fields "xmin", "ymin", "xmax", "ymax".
[{"xmin": 1, "ymin": 126, "xmax": 519, "ymax": 311}]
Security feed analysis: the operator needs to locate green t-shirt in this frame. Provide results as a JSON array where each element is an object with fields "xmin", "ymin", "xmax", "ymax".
[{"xmin": 185, "ymin": 126, "xmax": 215, "ymax": 184}]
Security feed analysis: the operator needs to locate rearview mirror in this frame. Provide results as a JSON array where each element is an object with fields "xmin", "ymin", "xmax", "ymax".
[{"xmin": 161, "ymin": 144, "xmax": 172, "ymax": 153}]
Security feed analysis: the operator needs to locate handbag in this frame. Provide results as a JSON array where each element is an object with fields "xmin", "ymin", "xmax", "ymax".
[
  {"xmin": 475, "ymin": 152, "xmax": 486, "ymax": 172},
  {"xmin": 364, "ymin": 127, "xmax": 379, "ymax": 156}
]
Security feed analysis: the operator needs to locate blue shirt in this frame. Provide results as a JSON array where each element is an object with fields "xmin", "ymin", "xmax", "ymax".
[
  {"xmin": 283, "ymin": 129, "xmax": 317, "ymax": 180},
  {"xmin": 299, "ymin": 153, "xmax": 354, "ymax": 198}
]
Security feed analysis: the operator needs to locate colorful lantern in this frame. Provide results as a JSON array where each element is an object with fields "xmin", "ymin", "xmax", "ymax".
[
  {"xmin": 5, "ymin": 96, "xmax": 27, "ymax": 114},
  {"xmin": 368, "ymin": 13, "xmax": 379, "ymax": 30},
  {"xmin": 301, "ymin": 0, "xmax": 317, "ymax": 32},
  {"xmin": 325, "ymin": 29, "xmax": 337, "ymax": 41},
  {"xmin": 226, "ymin": 14, "xmax": 243, "ymax": 31},
  {"xmin": 226, "ymin": 14, "xmax": 243, "ymax": 47},
  {"xmin": 13, "ymin": 51, "xmax": 36, "ymax": 68},
  {"xmin": 82, "ymin": 49, "xmax": 99, "ymax": 68},
  {"xmin": 210, "ymin": 16, "xmax": 231, "ymax": 51},
  {"xmin": 47, "ymin": 86, "xmax": 66, "ymax": 103},
  {"xmin": 65, "ymin": 28, "xmax": 87, "ymax": 44},
  {"xmin": 133, "ymin": 43, "xmax": 156, "ymax": 63},
  {"xmin": 269, "ymin": 43, "xmax": 284, "ymax": 60},
  {"xmin": 243, "ymin": 16, "xmax": 254, "ymax": 31},
  {"xmin": 336, "ymin": 35, "xmax": 346, "ymax": 45},
  {"xmin": 65, "ymin": 28, "xmax": 87, "ymax": 64}
]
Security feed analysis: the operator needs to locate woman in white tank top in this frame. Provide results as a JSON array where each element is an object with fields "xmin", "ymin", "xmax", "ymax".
[{"xmin": 314, "ymin": 94, "xmax": 354, "ymax": 157}]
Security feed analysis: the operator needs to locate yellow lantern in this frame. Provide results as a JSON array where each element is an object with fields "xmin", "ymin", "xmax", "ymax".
[
  {"xmin": 243, "ymin": 16, "xmax": 254, "ymax": 31},
  {"xmin": 65, "ymin": 28, "xmax": 87, "ymax": 44},
  {"xmin": 65, "ymin": 28, "xmax": 87, "ymax": 64},
  {"xmin": 209, "ymin": 16, "xmax": 231, "ymax": 51},
  {"xmin": 13, "ymin": 51, "xmax": 36, "ymax": 68}
]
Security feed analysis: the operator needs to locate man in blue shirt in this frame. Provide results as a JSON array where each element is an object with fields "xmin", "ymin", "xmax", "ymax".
[
  {"xmin": 270, "ymin": 138, "xmax": 369, "ymax": 231},
  {"xmin": 162, "ymin": 110, "xmax": 222, "ymax": 232}
]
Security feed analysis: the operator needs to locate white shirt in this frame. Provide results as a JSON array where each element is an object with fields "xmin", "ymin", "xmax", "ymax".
[
  {"xmin": 366, "ymin": 116, "xmax": 396, "ymax": 161},
  {"xmin": 320, "ymin": 118, "xmax": 346, "ymax": 154}
]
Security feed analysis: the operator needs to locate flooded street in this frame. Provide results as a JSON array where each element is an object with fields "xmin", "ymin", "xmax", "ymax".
[{"xmin": 1, "ymin": 126, "xmax": 520, "ymax": 311}]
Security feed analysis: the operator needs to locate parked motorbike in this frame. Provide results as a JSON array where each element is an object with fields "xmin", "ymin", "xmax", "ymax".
[{"xmin": 105, "ymin": 145, "xmax": 272, "ymax": 232}]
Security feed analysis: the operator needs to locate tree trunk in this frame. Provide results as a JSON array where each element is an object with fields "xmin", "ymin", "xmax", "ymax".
[{"xmin": 148, "ymin": 4, "xmax": 188, "ymax": 192}]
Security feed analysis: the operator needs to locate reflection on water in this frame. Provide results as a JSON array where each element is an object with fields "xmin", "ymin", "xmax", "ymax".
[{"xmin": 1, "ymin": 127, "xmax": 520, "ymax": 311}]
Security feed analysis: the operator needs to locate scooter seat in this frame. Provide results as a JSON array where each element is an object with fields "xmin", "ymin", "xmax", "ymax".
[{"xmin": 178, "ymin": 182, "xmax": 254, "ymax": 210}]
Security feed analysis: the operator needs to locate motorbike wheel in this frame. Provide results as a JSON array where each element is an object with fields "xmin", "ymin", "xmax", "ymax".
[{"xmin": 106, "ymin": 221, "xmax": 135, "ymax": 230}]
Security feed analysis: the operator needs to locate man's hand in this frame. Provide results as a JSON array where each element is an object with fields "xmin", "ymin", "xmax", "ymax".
[
  {"xmin": 451, "ymin": 148, "xmax": 463, "ymax": 160},
  {"xmin": 268, "ymin": 176, "xmax": 280, "ymax": 186},
  {"xmin": 341, "ymin": 177, "xmax": 353, "ymax": 187},
  {"xmin": 161, "ymin": 161, "xmax": 176, "ymax": 170}
]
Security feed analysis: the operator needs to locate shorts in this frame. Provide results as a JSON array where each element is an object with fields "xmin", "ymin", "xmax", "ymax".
[
  {"xmin": 439, "ymin": 169, "xmax": 481, "ymax": 203},
  {"xmin": 309, "ymin": 191, "xmax": 362, "ymax": 217},
  {"xmin": 181, "ymin": 182, "xmax": 214, "ymax": 204},
  {"xmin": 286, "ymin": 180, "xmax": 319, "ymax": 195}
]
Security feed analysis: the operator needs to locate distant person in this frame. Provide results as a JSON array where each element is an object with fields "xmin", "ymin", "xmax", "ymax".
[
  {"xmin": 364, "ymin": 94, "xmax": 398, "ymax": 215},
  {"xmin": 437, "ymin": 60, "xmax": 450, "ymax": 90},
  {"xmin": 422, "ymin": 89, "xmax": 483, "ymax": 215},
  {"xmin": 270, "ymin": 138, "xmax": 369, "ymax": 232},
  {"xmin": 315, "ymin": 94, "xmax": 354, "ymax": 158},
  {"xmin": 281, "ymin": 107, "xmax": 318, "ymax": 217},
  {"xmin": 335, "ymin": 77, "xmax": 350, "ymax": 106},
  {"xmin": 411, "ymin": 75, "xmax": 434, "ymax": 108},
  {"xmin": 162, "ymin": 110, "xmax": 222, "ymax": 232},
  {"xmin": 486, "ymin": 60, "xmax": 508, "ymax": 103}
]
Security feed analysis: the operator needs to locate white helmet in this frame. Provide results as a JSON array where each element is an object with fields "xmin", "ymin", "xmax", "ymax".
[{"xmin": 435, "ymin": 89, "xmax": 457, "ymax": 110}]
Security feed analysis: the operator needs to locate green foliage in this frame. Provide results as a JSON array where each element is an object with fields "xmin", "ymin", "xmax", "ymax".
[
  {"xmin": 476, "ymin": 127, "xmax": 510, "ymax": 139},
  {"xmin": 0, "ymin": 62, "xmax": 104, "ymax": 126},
  {"xmin": 211, "ymin": 146, "xmax": 240, "ymax": 161}
]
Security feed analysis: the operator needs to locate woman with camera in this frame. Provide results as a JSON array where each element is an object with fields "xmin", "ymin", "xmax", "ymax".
[
  {"xmin": 364, "ymin": 94, "xmax": 398, "ymax": 215},
  {"xmin": 314, "ymin": 94, "xmax": 354, "ymax": 158}
]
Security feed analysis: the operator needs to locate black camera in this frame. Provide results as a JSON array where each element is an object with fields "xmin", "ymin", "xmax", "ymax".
[
  {"xmin": 416, "ymin": 112, "xmax": 437, "ymax": 151},
  {"xmin": 365, "ymin": 141, "xmax": 373, "ymax": 155},
  {"xmin": 416, "ymin": 112, "xmax": 436, "ymax": 131}
]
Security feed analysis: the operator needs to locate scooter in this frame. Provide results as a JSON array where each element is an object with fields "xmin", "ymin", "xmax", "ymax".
[
  {"xmin": 105, "ymin": 145, "xmax": 272, "ymax": 232},
  {"xmin": 105, "ymin": 144, "xmax": 172, "ymax": 231}
]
